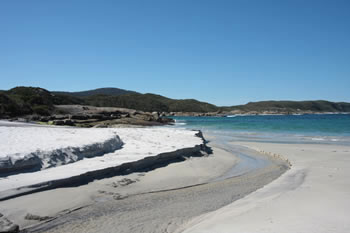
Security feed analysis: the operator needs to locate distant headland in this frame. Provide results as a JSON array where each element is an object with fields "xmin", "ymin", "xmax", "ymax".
[{"xmin": 1, "ymin": 86, "xmax": 349, "ymax": 125}]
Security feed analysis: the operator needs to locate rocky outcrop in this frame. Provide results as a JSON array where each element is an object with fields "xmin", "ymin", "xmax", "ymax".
[
  {"xmin": 25, "ymin": 105, "xmax": 175, "ymax": 127},
  {"xmin": 164, "ymin": 111, "xmax": 226, "ymax": 117}
]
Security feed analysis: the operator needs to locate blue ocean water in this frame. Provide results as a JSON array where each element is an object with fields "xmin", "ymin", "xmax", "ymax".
[{"xmin": 172, "ymin": 114, "xmax": 350, "ymax": 145}]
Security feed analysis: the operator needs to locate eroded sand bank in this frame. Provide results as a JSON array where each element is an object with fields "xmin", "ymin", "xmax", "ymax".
[{"xmin": 0, "ymin": 132, "xmax": 288, "ymax": 233}]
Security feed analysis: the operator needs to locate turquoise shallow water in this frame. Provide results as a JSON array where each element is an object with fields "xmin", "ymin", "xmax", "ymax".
[{"xmin": 172, "ymin": 114, "xmax": 350, "ymax": 145}]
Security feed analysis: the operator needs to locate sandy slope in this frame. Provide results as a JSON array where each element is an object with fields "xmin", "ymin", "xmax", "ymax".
[{"xmin": 182, "ymin": 141, "xmax": 350, "ymax": 233}]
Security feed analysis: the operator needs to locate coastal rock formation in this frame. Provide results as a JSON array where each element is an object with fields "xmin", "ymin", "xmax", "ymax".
[{"xmin": 30, "ymin": 105, "xmax": 175, "ymax": 127}]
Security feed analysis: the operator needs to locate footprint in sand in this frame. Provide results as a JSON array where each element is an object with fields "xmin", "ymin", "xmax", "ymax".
[
  {"xmin": 108, "ymin": 178, "xmax": 137, "ymax": 188},
  {"xmin": 97, "ymin": 190, "xmax": 128, "ymax": 200}
]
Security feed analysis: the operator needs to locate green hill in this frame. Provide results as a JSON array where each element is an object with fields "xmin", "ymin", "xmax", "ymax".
[
  {"xmin": 0, "ymin": 86, "xmax": 87, "ymax": 117},
  {"xmin": 0, "ymin": 87, "xmax": 55, "ymax": 117},
  {"xmin": 84, "ymin": 93, "xmax": 218, "ymax": 112},
  {"xmin": 53, "ymin": 88, "xmax": 218, "ymax": 112},
  {"xmin": 0, "ymin": 92, "xmax": 25, "ymax": 117},
  {"xmin": 222, "ymin": 100, "xmax": 350, "ymax": 113},
  {"xmin": 0, "ymin": 87, "xmax": 219, "ymax": 117},
  {"xmin": 1, "ymin": 86, "xmax": 349, "ymax": 118},
  {"xmin": 53, "ymin": 87, "xmax": 138, "ymax": 97},
  {"xmin": 52, "ymin": 88, "xmax": 218, "ymax": 112}
]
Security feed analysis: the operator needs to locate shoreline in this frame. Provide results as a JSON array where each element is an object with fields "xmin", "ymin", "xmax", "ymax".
[
  {"xmin": 168, "ymin": 112, "xmax": 350, "ymax": 117},
  {"xmin": 2, "ymin": 120, "xmax": 348, "ymax": 233},
  {"xmin": 181, "ymin": 141, "xmax": 350, "ymax": 233},
  {"xmin": 0, "ymin": 130, "xmax": 289, "ymax": 232}
]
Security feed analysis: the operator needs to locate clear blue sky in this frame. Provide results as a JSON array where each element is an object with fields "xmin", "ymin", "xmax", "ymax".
[{"xmin": 1, "ymin": 0, "xmax": 349, "ymax": 106}]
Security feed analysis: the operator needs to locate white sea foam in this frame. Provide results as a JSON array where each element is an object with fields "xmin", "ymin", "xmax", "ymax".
[
  {"xmin": 311, "ymin": 137, "xmax": 325, "ymax": 141},
  {"xmin": 174, "ymin": 119, "xmax": 187, "ymax": 126}
]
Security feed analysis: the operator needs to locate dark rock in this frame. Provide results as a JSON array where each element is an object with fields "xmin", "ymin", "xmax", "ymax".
[
  {"xmin": 89, "ymin": 114, "xmax": 104, "ymax": 120},
  {"xmin": 52, "ymin": 119, "xmax": 75, "ymax": 126},
  {"xmin": 71, "ymin": 114, "xmax": 88, "ymax": 120},
  {"xmin": 157, "ymin": 117, "xmax": 175, "ymax": 124},
  {"xmin": 39, "ymin": 116, "xmax": 50, "ymax": 122},
  {"xmin": 110, "ymin": 113, "xmax": 121, "ymax": 119},
  {"xmin": 52, "ymin": 120, "xmax": 64, "ymax": 125},
  {"xmin": 0, "ymin": 114, "xmax": 10, "ymax": 119},
  {"xmin": 29, "ymin": 115, "xmax": 40, "ymax": 121},
  {"xmin": 63, "ymin": 119, "xmax": 75, "ymax": 126}
]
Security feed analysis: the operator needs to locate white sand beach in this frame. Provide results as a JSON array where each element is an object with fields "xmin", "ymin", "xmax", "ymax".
[
  {"xmin": 0, "ymin": 122, "xmax": 203, "ymax": 194},
  {"xmin": 2, "ymin": 0, "xmax": 349, "ymax": 231},
  {"xmin": 0, "ymin": 122, "xmax": 289, "ymax": 232},
  {"xmin": 182, "ymin": 141, "xmax": 350, "ymax": 233},
  {"xmin": 2, "ymin": 120, "xmax": 349, "ymax": 233}
]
